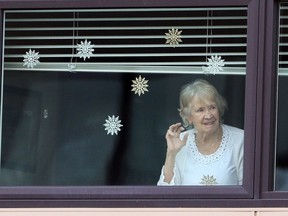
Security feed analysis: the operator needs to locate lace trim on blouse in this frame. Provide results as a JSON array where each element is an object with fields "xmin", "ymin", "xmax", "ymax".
[{"xmin": 188, "ymin": 125, "xmax": 230, "ymax": 164}]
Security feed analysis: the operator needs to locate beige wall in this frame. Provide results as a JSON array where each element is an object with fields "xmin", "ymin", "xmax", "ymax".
[{"xmin": 0, "ymin": 208, "xmax": 287, "ymax": 216}]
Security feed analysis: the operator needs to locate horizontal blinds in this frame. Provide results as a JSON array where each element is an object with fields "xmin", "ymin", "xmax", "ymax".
[
  {"xmin": 3, "ymin": 7, "xmax": 247, "ymax": 74},
  {"xmin": 279, "ymin": 4, "xmax": 288, "ymax": 76}
]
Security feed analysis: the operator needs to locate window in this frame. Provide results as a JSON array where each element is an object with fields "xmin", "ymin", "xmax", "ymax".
[
  {"xmin": 0, "ymin": 0, "xmax": 280, "ymax": 208},
  {"xmin": 276, "ymin": 2, "xmax": 288, "ymax": 191},
  {"xmin": 2, "ymin": 7, "xmax": 248, "ymax": 186},
  {"xmin": 261, "ymin": 0, "xmax": 288, "ymax": 202}
]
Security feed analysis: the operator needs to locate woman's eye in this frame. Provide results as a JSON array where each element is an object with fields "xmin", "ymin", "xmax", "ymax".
[
  {"xmin": 209, "ymin": 105, "xmax": 216, "ymax": 110},
  {"xmin": 196, "ymin": 108, "xmax": 204, "ymax": 112}
]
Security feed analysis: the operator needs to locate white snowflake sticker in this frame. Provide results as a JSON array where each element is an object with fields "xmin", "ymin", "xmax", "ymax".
[
  {"xmin": 23, "ymin": 49, "xmax": 40, "ymax": 68},
  {"xmin": 76, "ymin": 39, "xmax": 95, "ymax": 61},
  {"xmin": 103, "ymin": 115, "xmax": 123, "ymax": 136},
  {"xmin": 165, "ymin": 28, "xmax": 183, "ymax": 47},
  {"xmin": 131, "ymin": 75, "xmax": 149, "ymax": 96},
  {"xmin": 202, "ymin": 54, "xmax": 225, "ymax": 75}
]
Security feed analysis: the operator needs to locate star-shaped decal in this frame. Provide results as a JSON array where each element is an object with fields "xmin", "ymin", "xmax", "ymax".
[
  {"xmin": 202, "ymin": 54, "xmax": 225, "ymax": 75},
  {"xmin": 165, "ymin": 28, "xmax": 183, "ymax": 47},
  {"xmin": 23, "ymin": 49, "xmax": 40, "ymax": 68},
  {"xmin": 103, "ymin": 115, "xmax": 123, "ymax": 136},
  {"xmin": 131, "ymin": 75, "xmax": 149, "ymax": 96},
  {"xmin": 200, "ymin": 175, "xmax": 218, "ymax": 185},
  {"xmin": 76, "ymin": 39, "xmax": 95, "ymax": 61}
]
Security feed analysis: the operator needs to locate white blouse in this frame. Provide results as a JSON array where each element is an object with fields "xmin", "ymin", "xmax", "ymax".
[{"xmin": 157, "ymin": 124, "xmax": 244, "ymax": 186}]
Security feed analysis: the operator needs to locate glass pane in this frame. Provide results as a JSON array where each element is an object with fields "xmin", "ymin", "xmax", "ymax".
[
  {"xmin": 0, "ymin": 8, "xmax": 246, "ymax": 186},
  {"xmin": 276, "ymin": 2, "xmax": 288, "ymax": 190},
  {"xmin": 1, "ymin": 73, "xmax": 245, "ymax": 186},
  {"xmin": 275, "ymin": 77, "xmax": 288, "ymax": 190}
]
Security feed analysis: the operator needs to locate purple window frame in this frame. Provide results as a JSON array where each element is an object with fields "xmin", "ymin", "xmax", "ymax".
[
  {"xmin": 259, "ymin": 0, "xmax": 288, "ymax": 201},
  {"xmin": 0, "ymin": 0, "xmax": 283, "ymax": 208}
]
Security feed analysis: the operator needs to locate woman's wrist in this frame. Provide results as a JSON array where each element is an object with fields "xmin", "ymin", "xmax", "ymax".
[{"xmin": 166, "ymin": 149, "xmax": 178, "ymax": 158}]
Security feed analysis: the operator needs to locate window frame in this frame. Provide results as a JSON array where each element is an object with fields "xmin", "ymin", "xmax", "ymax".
[
  {"xmin": 0, "ymin": 0, "xmax": 266, "ymax": 208},
  {"xmin": 258, "ymin": 0, "xmax": 278, "ymax": 199},
  {"xmin": 260, "ymin": 0, "xmax": 288, "ymax": 200}
]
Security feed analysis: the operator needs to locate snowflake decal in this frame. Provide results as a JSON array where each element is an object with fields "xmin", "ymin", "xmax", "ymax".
[
  {"xmin": 76, "ymin": 39, "xmax": 95, "ymax": 61},
  {"xmin": 103, "ymin": 115, "xmax": 123, "ymax": 136},
  {"xmin": 165, "ymin": 28, "xmax": 183, "ymax": 47},
  {"xmin": 23, "ymin": 49, "xmax": 40, "ymax": 68},
  {"xmin": 200, "ymin": 175, "xmax": 218, "ymax": 185},
  {"xmin": 202, "ymin": 54, "xmax": 225, "ymax": 75},
  {"xmin": 131, "ymin": 75, "xmax": 149, "ymax": 96}
]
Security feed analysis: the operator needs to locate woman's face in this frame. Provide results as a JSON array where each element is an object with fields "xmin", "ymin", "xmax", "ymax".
[{"xmin": 188, "ymin": 95, "xmax": 220, "ymax": 135}]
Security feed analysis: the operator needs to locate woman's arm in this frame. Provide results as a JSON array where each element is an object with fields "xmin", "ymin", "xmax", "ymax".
[{"xmin": 158, "ymin": 123, "xmax": 188, "ymax": 185}]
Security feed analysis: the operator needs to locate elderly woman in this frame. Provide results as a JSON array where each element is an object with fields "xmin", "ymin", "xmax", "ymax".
[{"xmin": 157, "ymin": 79, "xmax": 244, "ymax": 186}]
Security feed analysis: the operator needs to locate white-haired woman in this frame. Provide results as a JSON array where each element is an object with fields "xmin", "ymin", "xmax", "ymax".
[{"xmin": 158, "ymin": 79, "xmax": 244, "ymax": 186}]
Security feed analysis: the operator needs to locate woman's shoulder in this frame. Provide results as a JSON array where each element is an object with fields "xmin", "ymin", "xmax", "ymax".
[
  {"xmin": 223, "ymin": 124, "xmax": 244, "ymax": 136},
  {"xmin": 223, "ymin": 124, "xmax": 244, "ymax": 150}
]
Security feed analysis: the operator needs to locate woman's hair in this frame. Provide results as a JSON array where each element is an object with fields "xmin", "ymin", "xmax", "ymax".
[{"xmin": 179, "ymin": 79, "xmax": 227, "ymax": 127}]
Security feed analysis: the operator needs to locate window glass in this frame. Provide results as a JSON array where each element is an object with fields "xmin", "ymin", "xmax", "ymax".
[
  {"xmin": 1, "ymin": 8, "xmax": 246, "ymax": 186},
  {"xmin": 276, "ymin": 2, "xmax": 288, "ymax": 191}
]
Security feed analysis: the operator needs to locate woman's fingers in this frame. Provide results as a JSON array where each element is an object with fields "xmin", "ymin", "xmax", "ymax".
[
  {"xmin": 168, "ymin": 123, "xmax": 183, "ymax": 133},
  {"xmin": 166, "ymin": 129, "xmax": 174, "ymax": 137},
  {"xmin": 166, "ymin": 123, "xmax": 186, "ymax": 141}
]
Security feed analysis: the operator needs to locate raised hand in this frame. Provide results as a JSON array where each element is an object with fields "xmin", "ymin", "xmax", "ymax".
[{"xmin": 165, "ymin": 123, "xmax": 189, "ymax": 156}]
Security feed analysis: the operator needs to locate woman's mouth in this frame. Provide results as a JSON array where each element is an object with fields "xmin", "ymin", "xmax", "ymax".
[{"xmin": 203, "ymin": 121, "xmax": 215, "ymax": 126}]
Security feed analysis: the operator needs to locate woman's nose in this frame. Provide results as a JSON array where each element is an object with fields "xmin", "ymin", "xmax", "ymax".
[{"xmin": 204, "ymin": 109, "xmax": 213, "ymax": 118}]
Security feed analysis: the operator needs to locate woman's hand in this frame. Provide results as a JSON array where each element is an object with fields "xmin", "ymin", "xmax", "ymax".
[
  {"xmin": 165, "ymin": 123, "xmax": 189, "ymax": 156},
  {"xmin": 163, "ymin": 123, "xmax": 189, "ymax": 183}
]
